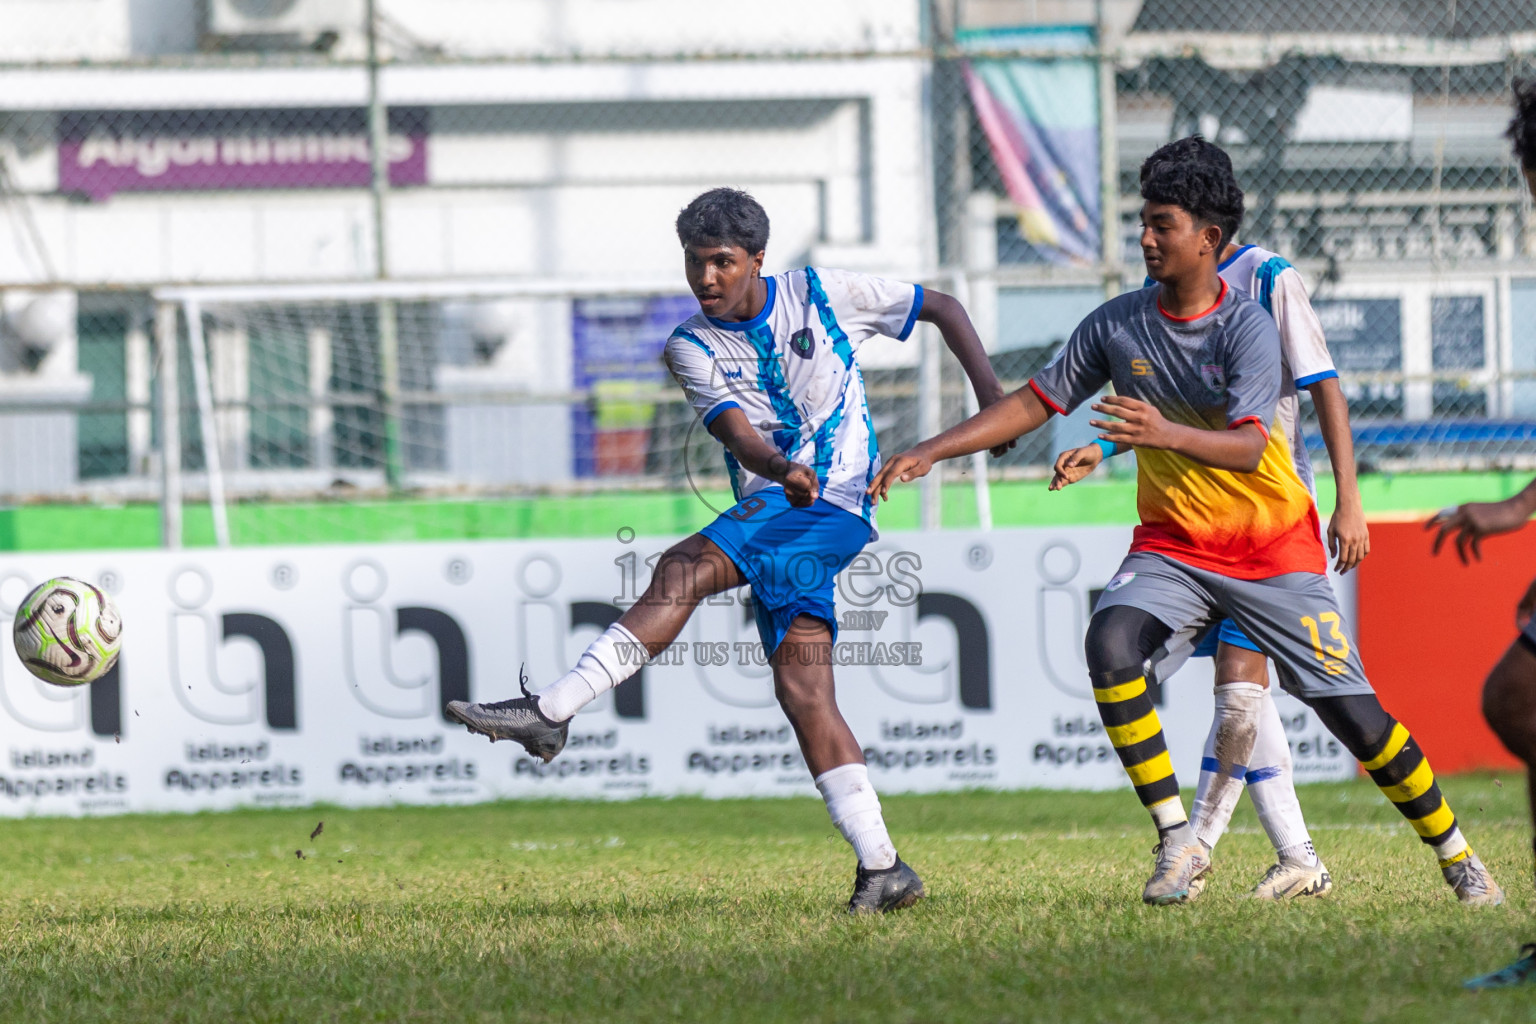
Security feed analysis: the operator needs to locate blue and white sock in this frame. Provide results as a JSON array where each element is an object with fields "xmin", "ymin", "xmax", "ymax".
[
  {"xmin": 1247, "ymin": 687, "xmax": 1319, "ymax": 866},
  {"xmin": 1191, "ymin": 682, "xmax": 1265, "ymax": 851}
]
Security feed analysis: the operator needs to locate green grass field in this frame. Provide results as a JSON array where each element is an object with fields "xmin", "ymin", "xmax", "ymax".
[{"xmin": 4, "ymin": 776, "xmax": 1534, "ymax": 1023}]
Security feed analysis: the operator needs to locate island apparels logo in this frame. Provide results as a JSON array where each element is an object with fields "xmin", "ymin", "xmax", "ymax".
[
  {"xmin": 339, "ymin": 558, "xmax": 471, "ymax": 723},
  {"xmin": 168, "ymin": 565, "xmax": 295, "ymax": 730}
]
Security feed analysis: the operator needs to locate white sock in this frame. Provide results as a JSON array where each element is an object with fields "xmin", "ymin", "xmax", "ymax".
[
  {"xmin": 535, "ymin": 623, "xmax": 646, "ymax": 722},
  {"xmin": 1433, "ymin": 828, "xmax": 1470, "ymax": 866},
  {"xmin": 1246, "ymin": 688, "xmax": 1318, "ymax": 865},
  {"xmin": 1150, "ymin": 798, "xmax": 1193, "ymax": 839},
  {"xmin": 1191, "ymin": 682, "xmax": 1265, "ymax": 851},
  {"xmin": 815, "ymin": 763, "xmax": 897, "ymax": 870}
]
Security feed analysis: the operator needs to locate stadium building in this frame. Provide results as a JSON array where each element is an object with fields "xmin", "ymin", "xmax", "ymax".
[{"xmin": 0, "ymin": 0, "xmax": 1531, "ymax": 500}]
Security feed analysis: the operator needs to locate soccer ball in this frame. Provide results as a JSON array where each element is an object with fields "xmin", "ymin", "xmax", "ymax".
[{"xmin": 13, "ymin": 578, "xmax": 123, "ymax": 686}]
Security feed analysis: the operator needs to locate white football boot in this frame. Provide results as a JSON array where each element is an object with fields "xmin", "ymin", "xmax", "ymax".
[{"xmin": 1246, "ymin": 859, "xmax": 1333, "ymax": 900}]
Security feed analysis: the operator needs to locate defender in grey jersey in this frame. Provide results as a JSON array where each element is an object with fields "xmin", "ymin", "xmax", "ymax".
[
  {"xmin": 871, "ymin": 153, "xmax": 1500, "ymax": 909},
  {"xmin": 1053, "ymin": 137, "xmax": 1367, "ymax": 900}
]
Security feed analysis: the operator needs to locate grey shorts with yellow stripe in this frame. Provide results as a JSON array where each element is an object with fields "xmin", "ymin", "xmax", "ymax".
[{"xmin": 1094, "ymin": 551, "xmax": 1376, "ymax": 701}]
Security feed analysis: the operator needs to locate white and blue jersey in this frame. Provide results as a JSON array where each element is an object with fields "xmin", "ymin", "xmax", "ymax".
[
  {"xmin": 663, "ymin": 266, "xmax": 924, "ymax": 534},
  {"xmin": 1217, "ymin": 244, "xmax": 1337, "ymax": 494}
]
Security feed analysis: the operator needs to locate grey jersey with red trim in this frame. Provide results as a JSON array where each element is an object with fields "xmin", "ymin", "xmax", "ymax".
[
  {"xmin": 1031, "ymin": 282, "xmax": 1283, "ymax": 437},
  {"xmin": 1143, "ymin": 245, "xmax": 1338, "ymax": 491}
]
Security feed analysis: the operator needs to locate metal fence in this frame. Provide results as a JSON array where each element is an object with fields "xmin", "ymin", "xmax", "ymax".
[{"xmin": 0, "ymin": 0, "xmax": 1534, "ymax": 543}]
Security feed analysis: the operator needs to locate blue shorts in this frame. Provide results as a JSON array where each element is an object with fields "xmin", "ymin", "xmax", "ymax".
[
  {"xmin": 1191, "ymin": 618, "xmax": 1266, "ymax": 658},
  {"xmin": 698, "ymin": 489, "xmax": 872, "ymax": 656}
]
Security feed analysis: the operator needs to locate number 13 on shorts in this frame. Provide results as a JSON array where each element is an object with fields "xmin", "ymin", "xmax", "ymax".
[{"xmin": 1301, "ymin": 612, "xmax": 1351, "ymax": 675}]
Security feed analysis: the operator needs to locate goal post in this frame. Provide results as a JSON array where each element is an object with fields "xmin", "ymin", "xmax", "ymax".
[{"xmin": 150, "ymin": 274, "xmax": 988, "ymax": 547}]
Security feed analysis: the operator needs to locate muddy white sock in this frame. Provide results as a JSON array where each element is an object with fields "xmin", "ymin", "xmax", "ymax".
[
  {"xmin": 1277, "ymin": 840, "xmax": 1317, "ymax": 865},
  {"xmin": 535, "ymin": 623, "xmax": 645, "ymax": 722},
  {"xmin": 815, "ymin": 763, "xmax": 897, "ymax": 870},
  {"xmin": 1190, "ymin": 709, "xmax": 1225, "ymax": 850},
  {"xmin": 1247, "ymin": 688, "xmax": 1317, "ymax": 864},
  {"xmin": 1191, "ymin": 682, "xmax": 1265, "ymax": 851},
  {"xmin": 1433, "ymin": 828, "xmax": 1470, "ymax": 866}
]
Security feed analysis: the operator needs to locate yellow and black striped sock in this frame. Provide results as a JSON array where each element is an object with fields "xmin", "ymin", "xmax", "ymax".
[
  {"xmin": 1093, "ymin": 666, "xmax": 1187, "ymax": 833},
  {"xmin": 1360, "ymin": 720, "xmax": 1470, "ymax": 866}
]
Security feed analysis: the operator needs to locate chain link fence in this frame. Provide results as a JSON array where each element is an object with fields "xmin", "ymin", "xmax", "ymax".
[{"xmin": 0, "ymin": 1, "xmax": 1532, "ymax": 541}]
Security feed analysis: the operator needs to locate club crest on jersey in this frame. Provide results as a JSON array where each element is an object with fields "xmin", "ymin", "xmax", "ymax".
[
  {"xmin": 789, "ymin": 328, "xmax": 816, "ymax": 359},
  {"xmin": 1200, "ymin": 364, "xmax": 1228, "ymax": 395}
]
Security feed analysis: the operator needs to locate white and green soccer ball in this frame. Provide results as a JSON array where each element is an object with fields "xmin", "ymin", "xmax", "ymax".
[{"xmin": 13, "ymin": 577, "xmax": 123, "ymax": 687}]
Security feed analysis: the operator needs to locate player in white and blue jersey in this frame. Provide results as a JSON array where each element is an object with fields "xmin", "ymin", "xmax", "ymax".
[
  {"xmin": 448, "ymin": 187, "xmax": 1010, "ymax": 914},
  {"xmin": 1050, "ymin": 137, "xmax": 1371, "ymax": 900}
]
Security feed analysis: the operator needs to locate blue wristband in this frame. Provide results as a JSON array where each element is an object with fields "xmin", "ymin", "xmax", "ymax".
[{"xmin": 1092, "ymin": 438, "xmax": 1117, "ymax": 460}]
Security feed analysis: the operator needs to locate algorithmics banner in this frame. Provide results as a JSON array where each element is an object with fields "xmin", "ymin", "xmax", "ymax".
[{"xmin": 0, "ymin": 527, "xmax": 1355, "ymax": 817}]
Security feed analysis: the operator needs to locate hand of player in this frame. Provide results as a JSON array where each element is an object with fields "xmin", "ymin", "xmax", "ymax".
[
  {"xmin": 1427, "ymin": 498, "xmax": 1533, "ymax": 564},
  {"xmin": 1327, "ymin": 501, "xmax": 1370, "ymax": 574},
  {"xmin": 1518, "ymin": 576, "xmax": 1536, "ymax": 631},
  {"xmin": 867, "ymin": 450, "xmax": 932, "ymax": 503},
  {"xmin": 780, "ymin": 463, "xmax": 820, "ymax": 507},
  {"xmin": 1049, "ymin": 444, "xmax": 1103, "ymax": 491},
  {"xmin": 1090, "ymin": 395, "xmax": 1176, "ymax": 450},
  {"xmin": 977, "ymin": 388, "xmax": 1017, "ymax": 458}
]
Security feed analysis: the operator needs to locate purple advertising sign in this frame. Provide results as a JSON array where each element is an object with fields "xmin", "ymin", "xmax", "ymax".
[{"xmin": 58, "ymin": 108, "xmax": 428, "ymax": 201}]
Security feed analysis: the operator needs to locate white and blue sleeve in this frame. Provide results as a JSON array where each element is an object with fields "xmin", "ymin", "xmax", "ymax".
[
  {"xmin": 815, "ymin": 268, "xmax": 924, "ymax": 344},
  {"xmin": 663, "ymin": 331, "xmax": 738, "ymax": 427},
  {"xmin": 1270, "ymin": 267, "xmax": 1337, "ymax": 388}
]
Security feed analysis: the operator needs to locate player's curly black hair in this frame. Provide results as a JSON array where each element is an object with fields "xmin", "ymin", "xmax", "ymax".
[
  {"xmin": 1507, "ymin": 79, "xmax": 1536, "ymax": 172},
  {"xmin": 1140, "ymin": 149, "xmax": 1245, "ymax": 252},
  {"xmin": 1138, "ymin": 134, "xmax": 1234, "ymax": 184},
  {"xmin": 675, "ymin": 187, "xmax": 771, "ymax": 254}
]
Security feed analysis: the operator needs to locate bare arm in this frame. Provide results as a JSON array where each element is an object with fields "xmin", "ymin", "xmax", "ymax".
[
  {"xmin": 1307, "ymin": 377, "xmax": 1368, "ymax": 573},
  {"xmin": 917, "ymin": 289, "xmax": 1013, "ymax": 456},
  {"xmin": 868, "ymin": 385, "xmax": 1053, "ymax": 501},
  {"xmin": 707, "ymin": 407, "xmax": 819, "ymax": 507},
  {"xmin": 1090, "ymin": 395, "xmax": 1267, "ymax": 472},
  {"xmin": 1428, "ymin": 475, "xmax": 1536, "ymax": 564}
]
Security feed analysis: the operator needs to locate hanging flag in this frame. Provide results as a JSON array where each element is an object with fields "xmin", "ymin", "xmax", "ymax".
[{"xmin": 960, "ymin": 27, "xmax": 1101, "ymax": 266}]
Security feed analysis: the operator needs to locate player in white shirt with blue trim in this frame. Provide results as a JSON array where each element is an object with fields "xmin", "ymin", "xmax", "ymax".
[
  {"xmin": 1051, "ymin": 138, "xmax": 1370, "ymax": 900},
  {"xmin": 448, "ymin": 188, "xmax": 1010, "ymax": 914}
]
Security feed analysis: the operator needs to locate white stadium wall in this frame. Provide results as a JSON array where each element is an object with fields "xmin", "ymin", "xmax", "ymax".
[
  {"xmin": 0, "ymin": 525, "xmax": 1354, "ymax": 817},
  {"xmin": 0, "ymin": 56, "xmax": 933, "ymax": 285}
]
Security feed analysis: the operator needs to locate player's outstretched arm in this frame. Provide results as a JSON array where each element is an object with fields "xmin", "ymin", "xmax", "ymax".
[
  {"xmin": 708, "ymin": 407, "xmax": 820, "ymax": 507},
  {"xmin": 917, "ymin": 289, "xmax": 1013, "ymax": 456},
  {"xmin": 1427, "ymin": 477, "xmax": 1536, "ymax": 564},
  {"xmin": 1091, "ymin": 395, "xmax": 1266, "ymax": 472},
  {"xmin": 1307, "ymin": 377, "xmax": 1369, "ymax": 573},
  {"xmin": 868, "ymin": 385, "xmax": 1052, "ymax": 502}
]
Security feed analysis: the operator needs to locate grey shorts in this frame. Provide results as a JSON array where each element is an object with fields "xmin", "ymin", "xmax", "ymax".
[{"xmin": 1094, "ymin": 551, "xmax": 1375, "ymax": 701}]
